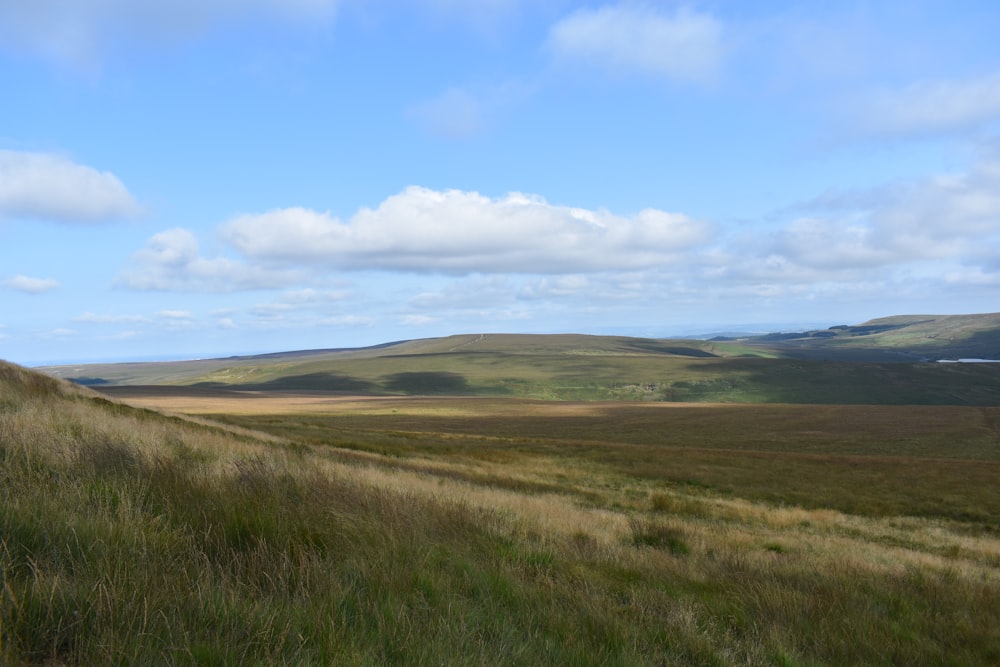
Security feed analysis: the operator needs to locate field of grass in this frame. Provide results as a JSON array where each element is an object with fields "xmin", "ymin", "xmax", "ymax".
[{"xmin": 5, "ymin": 356, "xmax": 998, "ymax": 664}]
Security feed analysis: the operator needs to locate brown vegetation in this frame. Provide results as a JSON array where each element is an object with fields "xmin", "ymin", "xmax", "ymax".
[{"xmin": 3, "ymin": 363, "xmax": 1000, "ymax": 664}]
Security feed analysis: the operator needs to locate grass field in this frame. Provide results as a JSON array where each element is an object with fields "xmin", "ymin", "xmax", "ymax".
[{"xmin": 5, "ymin": 361, "xmax": 1000, "ymax": 664}]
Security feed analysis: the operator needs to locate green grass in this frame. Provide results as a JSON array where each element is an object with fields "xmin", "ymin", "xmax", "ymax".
[
  {"xmin": 3, "ymin": 360, "xmax": 1000, "ymax": 664},
  {"xmin": 205, "ymin": 400, "xmax": 1000, "ymax": 527}
]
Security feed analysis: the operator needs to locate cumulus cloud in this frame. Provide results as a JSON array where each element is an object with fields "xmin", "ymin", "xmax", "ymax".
[
  {"xmin": 0, "ymin": 151, "xmax": 139, "ymax": 223},
  {"xmin": 117, "ymin": 227, "xmax": 303, "ymax": 291},
  {"xmin": 3, "ymin": 274, "xmax": 60, "ymax": 293},
  {"xmin": 0, "ymin": 0, "xmax": 339, "ymax": 66},
  {"xmin": 547, "ymin": 4, "xmax": 723, "ymax": 83},
  {"xmin": 222, "ymin": 186, "xmax": 713, "ymax": 274},
  {"xmin": 855, "ymin": 70, "xmax": 1000, "ymax": 137}
]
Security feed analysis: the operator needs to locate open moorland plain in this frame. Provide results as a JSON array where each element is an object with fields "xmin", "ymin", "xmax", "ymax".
[{"xmin": 3, "ymin": 313, "xmax": 1000, "ymax": 664}]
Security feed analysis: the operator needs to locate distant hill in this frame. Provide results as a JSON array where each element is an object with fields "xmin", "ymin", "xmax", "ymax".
[
  {"xmin": 37, "ymin": 317, "xmax": 1000, "ymax": 405},
  {"xmin": 724, "ymin": 312, "xmax": 1000, "ymax": 361}
]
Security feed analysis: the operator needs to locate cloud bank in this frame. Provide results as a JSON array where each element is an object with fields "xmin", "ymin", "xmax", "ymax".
[
  {"xmin": 120, "ymin": 148, "xmax": 1000, "ymax": 302},
  {"xmin": 856, "ymin": 70, "xmax": 1000, "ymax": 137},
  {"xmin": 221, "ymin": 186, "xmax": 713, "ymax": 274}
]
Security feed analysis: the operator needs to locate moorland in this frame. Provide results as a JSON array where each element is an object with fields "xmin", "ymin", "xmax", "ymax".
[{"xmin": 2, "ymin": 313, "xmax": 1000, "ymax": 664}]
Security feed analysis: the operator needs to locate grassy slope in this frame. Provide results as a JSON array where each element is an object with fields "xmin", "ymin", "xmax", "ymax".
[
  {"xmin": 740, "ymin": 312, "xmax": 1000, "ymax": 360},
  {"xmin": 3, "ymin": 359, "xmax": 1000, "ymax": 664},
  {"xmin": 44, "ymin": 329, "xmax": 1000, "ymax": 405}
]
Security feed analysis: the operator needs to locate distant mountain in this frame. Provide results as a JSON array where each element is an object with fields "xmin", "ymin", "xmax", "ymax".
[
  {"xmin": 722, "ymin": 313, "xmax": 1000, "ymax": 361},
  {"xmin": 34, "ymin": 318, "xmax": 1000, "ymax": 405}
]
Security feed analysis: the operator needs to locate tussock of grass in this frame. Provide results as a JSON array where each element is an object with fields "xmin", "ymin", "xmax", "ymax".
[{"xmin": 3, "ymin": 360, "xmax": 1000, "ymax": 664}]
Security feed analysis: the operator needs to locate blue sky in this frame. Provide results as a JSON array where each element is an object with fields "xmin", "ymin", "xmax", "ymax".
[{"xmin": 2, "ymin": 1, "xmax": 1000, "ymax": 365}]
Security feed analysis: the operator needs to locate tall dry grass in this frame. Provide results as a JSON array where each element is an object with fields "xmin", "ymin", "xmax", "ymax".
[{"xmin": 3, "ymin": 361, "xmax": 1000, "ymax": 664}]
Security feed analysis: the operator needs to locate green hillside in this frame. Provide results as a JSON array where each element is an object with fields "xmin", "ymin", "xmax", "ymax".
[
  {"xmin": 45, "ymin": 325, "xmax": 1000, "ymax": 405},
  {"xmin": 736, "ymin": 312, "xmax": 1000, "ymax": 361}
]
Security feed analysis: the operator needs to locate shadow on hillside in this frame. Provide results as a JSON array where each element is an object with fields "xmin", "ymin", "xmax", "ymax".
[
  {"xmin": 69, "ymin": 377, "xmax": 111, "ymax": 386},
  {"xmin": 624, "ymin": 340, "xmax": 719, "ymax": 357},
  {"xmin": 673, "ymin": 358, "xmax": 1000, "ymax": 405},
  {"xmin": 179, "ymin": 371, "xmax": 474, "ymax": 395},
  {"xmin": 383, "ymin": 371, "xmax": 471, "ymax": 394},
  {"xmin": 920, "ymin": 328, "xmax": 1000, "ymax": 360},
  {"xmin": 197, "ymin": 372, "xmax": 377, "ymax": 393}
]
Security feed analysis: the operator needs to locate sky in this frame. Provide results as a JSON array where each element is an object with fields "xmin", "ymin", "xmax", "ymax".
[{"xmin": 2, "ymin": 0, "xmax": 1000, "ymax": 365}]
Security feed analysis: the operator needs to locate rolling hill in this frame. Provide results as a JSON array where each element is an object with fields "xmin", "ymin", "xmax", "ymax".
[
  {"xmin": 39, "ymin": 313, "xmax": 1000, "ymax": 405},
  {"xmin": 730, "ymin": 312, "xmax": 1000, "ymax": 361}
]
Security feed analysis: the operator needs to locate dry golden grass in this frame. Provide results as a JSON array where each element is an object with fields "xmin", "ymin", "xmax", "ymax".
[
  {"xmin": 110, "ymin": 387, "xmax": 1000, "ymax": 582},
  {"xmin": 4, "ymin": 369, "xmax": 1000, "ymax": 664}
]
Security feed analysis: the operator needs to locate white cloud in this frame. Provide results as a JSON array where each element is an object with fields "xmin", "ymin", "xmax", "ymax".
[
  {"xmin": 0, "ymin": 151, "xmax": 139, "ymax": 223},
  {"xmin": 410, "ymin": 276, "xmax": 516, "ymax": 310},
  {"xmin": 855, "ymin": 70, "xmax": 1000, "ymax": 137},
  {"xmin": 771, "ymin": 219, "xmax": 894, "ymax": 270},
  {"xmin": 322, "ymin": 314, "xmax": 375, "ymax": 327},
  {"xmin": 723, "ymin": 151, "xmax": 1000, "ymax": 290},
  {"xmin": 547, "ymin": 4, "xmax": 723, "ymax": 83},
  {"xmin": 3, "ymin": 274, "xmax": 60, "ymax": 294},
  {"xmin": 222, "ymin": 186, "xmax": 713, "ymax": 274},
  {"xmin": 944, "ymin": 267, "xmax": 1000, "ymax": 288},
  {"xmin": 517, "ymin": 274, "xmax": 592, "ymax": 300},
  {"xmin": 118, "ymin": 227, "xmax": 304, "ymax": 292},
  {"xmin": 250, "ymin": 288, "xmax": 349, "ymax": 317},
  {"xmin": 75, "ymin": 312, "xmax": 150, "ymax": 324},
  {"xmin": 279, "ymin": 288, "xmax": 349, "ymax": 304},
  {"xmin": 157, "ymin": 309, "xmax": 194, "ymax": 320},
  {"xmin": 0, "ymin": 0, "xmax": 339, "ymax": 67},
  {"xmin": 401, "ymin": 314, "xmax": 438, "ymax": 326}
]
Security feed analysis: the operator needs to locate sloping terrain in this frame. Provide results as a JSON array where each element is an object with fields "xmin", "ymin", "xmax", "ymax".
[
  {"xmin": 734, "ymin": 312, "xmax": 1000, "ymax": 361},
  {"xmin": 3, "ymin": 359, "xmax": 1000, "ymax": 664},
  {"xmin": 45, "ymin": 325, "xmax": 1000, "ymax": 404}
]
